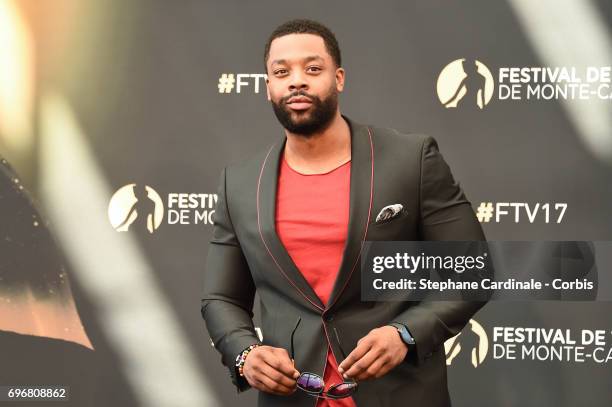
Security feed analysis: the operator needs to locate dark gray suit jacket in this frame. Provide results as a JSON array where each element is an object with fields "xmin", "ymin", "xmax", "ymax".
[{"xmin": 201, "ymin": 116, "xmax": 487, "ymax": 407}]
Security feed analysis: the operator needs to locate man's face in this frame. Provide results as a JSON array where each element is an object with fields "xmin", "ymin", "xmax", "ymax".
[{"xmin": 266, "ymin": 33, "xmax": 345, "ymax": 136}]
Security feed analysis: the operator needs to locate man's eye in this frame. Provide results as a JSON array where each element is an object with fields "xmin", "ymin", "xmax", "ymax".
[
  {"xmin": 307, "ymin": 66, "xmax": 321, "ymax": 72},
  {"xmin": 275, "ymin": 69, "xmax": 287, "ymax": 76}
]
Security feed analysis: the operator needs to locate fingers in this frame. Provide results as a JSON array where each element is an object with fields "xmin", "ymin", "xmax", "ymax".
[
  {"xmin": 243, "ymin": 346, "xmax": 300, "ymax": 396},
  {"xmin": 338, "ymin": 339, "xmax": 372, "ymax": 374},
  {"xmin": 259, "ymin": 362, "xmax": 299, "ymax": 389},
  {"xmin": 262, "ymin": 348, "xmax": 300, "ymax": 380},
  {"xmin": 341, "ymin": 346, "xmax": 385, "ymax": 379},
  {"xmin": 252, "ymin": 374, "xmax": 296, "ymax": 396},
  {"xmin": 338, "ymin": 326, "xmax": 408, "ymax": 381},
  {"xmin": 352, "ymin": 358, "xmax": 391, "ymax": 381}
]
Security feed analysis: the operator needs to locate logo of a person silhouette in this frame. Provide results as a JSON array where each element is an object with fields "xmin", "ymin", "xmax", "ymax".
[
  {"xmin": 445, "ymin": 319, "xmax": 488, "ymax": 368},
  {"xmin": 437, "ymin": 59, "xmax": 494, "ymax": 110},
  {"xmin": 108, "ymin": 184, "xmax": 164, "ymax": 234}
]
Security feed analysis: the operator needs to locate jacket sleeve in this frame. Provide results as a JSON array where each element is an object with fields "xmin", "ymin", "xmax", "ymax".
[
  {"xmin": 390, "ymin": 135, "xmax": 489, "ymax": 366},
  {"xmin": 201, "ymin": 167, "xmax": 261, "ymax": 392}
]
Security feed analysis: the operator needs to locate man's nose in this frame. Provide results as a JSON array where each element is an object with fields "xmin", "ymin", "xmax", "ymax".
[{"xmin": 288, "ymin": 71, "xmax": 308, "ymax": 92}]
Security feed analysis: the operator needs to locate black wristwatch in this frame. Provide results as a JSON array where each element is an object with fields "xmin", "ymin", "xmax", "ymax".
[{"xmin": 387, "ymin": 322, "xmax": 416, "ymax": 352}]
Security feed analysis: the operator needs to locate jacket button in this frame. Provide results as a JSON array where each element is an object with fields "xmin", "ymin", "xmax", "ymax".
[{"xmin": 324, "ymin": 314, "xmax": 334, "ymax": 322}]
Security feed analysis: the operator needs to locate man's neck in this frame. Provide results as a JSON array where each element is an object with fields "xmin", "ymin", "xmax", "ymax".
[{"xmin": 283, "ymin": 112, "xmax": 351, "ymax": 175}]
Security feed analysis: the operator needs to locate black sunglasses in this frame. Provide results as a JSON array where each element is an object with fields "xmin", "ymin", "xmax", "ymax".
[{"xmin": 290, "ymin": 317, "xmax": 358, "ymax": 400}]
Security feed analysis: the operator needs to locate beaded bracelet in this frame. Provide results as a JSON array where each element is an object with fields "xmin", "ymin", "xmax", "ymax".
[{"xmin": 235, "ymin": 344, "xmax": 261, "ymax": 377}]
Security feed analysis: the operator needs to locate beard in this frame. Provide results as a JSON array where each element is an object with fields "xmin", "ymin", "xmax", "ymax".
[{"xmin": 270, "ymin": 86, "xmax": 338, "ymax": 137}]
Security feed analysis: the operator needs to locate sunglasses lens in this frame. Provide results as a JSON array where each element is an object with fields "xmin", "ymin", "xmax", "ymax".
[
  {"xmin": 327, "ymin": 381, "xmax": 358, "ymax": 398},
  {"xmin": 297, "ymin": 373, "xmax": 324, "ymax": 393}
]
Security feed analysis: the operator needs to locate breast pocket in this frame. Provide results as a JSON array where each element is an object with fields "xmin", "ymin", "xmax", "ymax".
[
  {"xmin": 367, "ymin": 208, "xmax": 411, "ymax": 240},
  {"xmin": 370, "ymin": 207, "xmax": 409, "ymax": 227}
]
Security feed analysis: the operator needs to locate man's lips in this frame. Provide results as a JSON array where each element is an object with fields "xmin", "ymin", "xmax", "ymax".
[{"xmin": 285, "ymin": 96, "xmax": 313, "ymax": 111}]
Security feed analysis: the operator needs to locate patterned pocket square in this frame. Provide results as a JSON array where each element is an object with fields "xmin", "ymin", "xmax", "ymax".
[{"xmin": 375, "ymin": 204, "xmax": 404, "ymax": 223}]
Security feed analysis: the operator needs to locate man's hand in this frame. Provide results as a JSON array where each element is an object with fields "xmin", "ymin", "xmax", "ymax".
[
  {"xmin": 242, "ymin": 345, "xmax": 300, "ymax": 396},
  {"xmin": 337, "ymin": 326, "xmax": 408, "ymax": 381}
]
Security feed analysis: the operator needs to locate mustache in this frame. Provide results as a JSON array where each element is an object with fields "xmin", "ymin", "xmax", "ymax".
[{"xmin": 281, "ymin": 91, "xmax": 318, "ymax": 104}]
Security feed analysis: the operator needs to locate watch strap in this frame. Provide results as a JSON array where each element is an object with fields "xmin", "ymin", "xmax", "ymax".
[{"xmin": 388, "ymin": 322, "xmax": 416, "ymax": 345}]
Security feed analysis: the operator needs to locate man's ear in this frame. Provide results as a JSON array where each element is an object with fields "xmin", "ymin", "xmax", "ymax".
[
  {"xmin": 265, "ymin": 77, "xmax": 271, "ymax": 101},
  {"xmin": 336, "ymin": 67, "xmax": 345, "ymax": 92}
]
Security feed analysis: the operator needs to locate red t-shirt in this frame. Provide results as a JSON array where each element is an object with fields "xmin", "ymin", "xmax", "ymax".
[{"xmin": 276, "ymin": 154, "xmax": 356, "ymax": 407}]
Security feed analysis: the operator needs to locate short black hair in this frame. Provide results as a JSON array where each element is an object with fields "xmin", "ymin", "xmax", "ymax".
[{"xmin": 263, "ymin": 19, "xmax": 342, "ymax": 72}]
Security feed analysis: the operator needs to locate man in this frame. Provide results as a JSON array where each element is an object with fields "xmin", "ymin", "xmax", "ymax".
[{"xmin": 201, "ymin": 19, "xmax": 487, "ymax": 407}]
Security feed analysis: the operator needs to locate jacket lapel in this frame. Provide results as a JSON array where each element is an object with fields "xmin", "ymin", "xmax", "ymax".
[
  {"xmin": 257, "ymin": 137, "xmax": 326, "ymax": 311},
  {"xmin": 256, "ymin": 116, "xmax": 374, "ymax": 313},
  {"xmin": 327, "ymin": 117, "xmax": 374, "ymax": 310}
]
